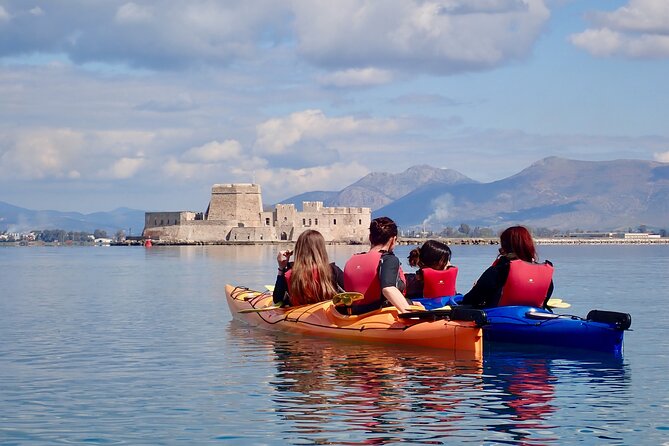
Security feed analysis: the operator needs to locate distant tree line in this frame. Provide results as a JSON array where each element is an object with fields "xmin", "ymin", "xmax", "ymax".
[
  {"xmin": 404, "ymin": 224, "xmax": 667, "ymax": 238},
  {"xmin": 33, "ymin": 229, "xmax": 109, "ymax": 243}
]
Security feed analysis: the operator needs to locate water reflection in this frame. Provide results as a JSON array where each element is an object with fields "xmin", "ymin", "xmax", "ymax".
[
  {"xmin": 227, "ymin": 321, "xmax": 630, "ymax": 445},
  {"xmin": 269, "ymin": 335, "xmax": 483, "ymax": 445}
]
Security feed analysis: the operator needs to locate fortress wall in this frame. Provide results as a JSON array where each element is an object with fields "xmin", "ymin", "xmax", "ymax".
[
  {"xmin": 228, "ymin": 226, "xmax": 276, "ymax": 242},
  {"xmin": 145, "ymin": 212, "xmax": 202, "ymax": 229}
]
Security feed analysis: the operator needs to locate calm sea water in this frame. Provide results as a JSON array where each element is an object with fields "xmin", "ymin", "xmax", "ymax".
[{"xmin": 1, "ymin": 244, "xmax": 668, "ymax": 445}]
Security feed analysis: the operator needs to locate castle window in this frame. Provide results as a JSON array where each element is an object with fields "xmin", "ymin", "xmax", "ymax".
[
  {"xmin": 160, "ymin": 219, "xmax": 164, "ymax": 225},
  {"xmin": 284, "ymin": 216, "xmax": 287, "ymax": 221},
  {"xmin": 359, "ymin": 219, "xmax": 362, "ymax": 225},
  {"xmin": 303, "ymin": 218, "xmax": 306, "ymax": 226},
  {"xmin": 265, "ymin": 217, "xmax": 270, "ymax": 226},
  {"xmin": 154, "ymin": 219, "xmax": 157, "ymax": 225},
  {"xmin": 333, "ymin": 219, "xmax": 337, "ymax": 225},
  {"xmin": 315, "ymin": 218, "xmax": 318, "ymax": 225},
  {"xmin": 309, "ymin": 218, "xmax": 312, "ymax": 225}
]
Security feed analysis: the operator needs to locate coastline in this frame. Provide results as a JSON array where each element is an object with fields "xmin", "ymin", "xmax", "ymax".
[{"xmin": 3, "ymin": 237, "xmax": 668, "ymax": 247}]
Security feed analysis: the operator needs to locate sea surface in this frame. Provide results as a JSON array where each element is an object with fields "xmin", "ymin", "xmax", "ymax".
[{"xmin": 1, "ymin": 244, "xmax": 668, "ymax": 445}]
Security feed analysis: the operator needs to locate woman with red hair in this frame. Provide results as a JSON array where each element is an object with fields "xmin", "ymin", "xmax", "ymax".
[{"xmin": 462, "ymin": 226, "xmax": 554, "ymax": 308}]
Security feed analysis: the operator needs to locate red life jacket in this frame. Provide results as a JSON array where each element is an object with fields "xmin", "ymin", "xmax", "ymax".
[
  {"xmin": 344, "ymin": 251, "xmax": 406, "ymax": 309},
  {"xmin": 498, "ymin": 260, "xmax": 554, "ymax": 307},
  {"xmin": 284, "ymin": 267, "xmax": 321, "ymax": 305},
  {"xmin": 422, "ymin": 266, "xmax": 458, "ymax": 299}
]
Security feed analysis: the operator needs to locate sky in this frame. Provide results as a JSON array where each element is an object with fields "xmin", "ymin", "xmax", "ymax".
[{"xmin": 1, "ymin": 0, "xmax": 669, "ymax": 213}]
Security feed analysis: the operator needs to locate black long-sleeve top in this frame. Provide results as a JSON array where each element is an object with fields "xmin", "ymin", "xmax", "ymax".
[{"xmin": 273, "ymin": 262, "xmax": 345, "ymax": 306}]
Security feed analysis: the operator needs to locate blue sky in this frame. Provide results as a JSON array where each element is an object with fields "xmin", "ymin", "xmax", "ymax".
[{"xmin": 1, "ymin": 0, "xmax": 668, "ymax": 213}]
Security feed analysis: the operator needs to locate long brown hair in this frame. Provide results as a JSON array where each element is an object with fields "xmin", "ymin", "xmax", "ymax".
[
  {"xmin": 289, "ymin": 230, "xmax": 337, "ymax": 305},
  {"xmin": 499, "ymin": 226, "xmax": 537, "ymax": 262}
]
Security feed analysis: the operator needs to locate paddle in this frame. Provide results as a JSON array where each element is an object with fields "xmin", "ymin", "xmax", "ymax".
[
  {"xmin": 546, "ymin": 298, "xmax": 571, "ymax": 309},
  {"xmin": 332, "ymin": 292, "xmax": 364, "ymax": 307},
  {"xmin": 398, "ymin": 308, "xmax": 487, "ymax": 326},
  {"xmin": 265, "ymin": 285, "xmax": 275, "ymax": 292},
  {"xmin": 238, "ymin": 305, "xmax": 282, "ymax": 314}
]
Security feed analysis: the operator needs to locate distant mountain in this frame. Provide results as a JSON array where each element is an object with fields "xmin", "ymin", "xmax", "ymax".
[
  {"xmin": 374, "ymin": 157, "xmax": 669, "ymax": 230},
  {"xmin": 0, "ymin": 201, "xmax": 145, "ymax": 234},
  {"xmin": 280, "ymin": 165, "xmax": 477, "ymax": 210}
]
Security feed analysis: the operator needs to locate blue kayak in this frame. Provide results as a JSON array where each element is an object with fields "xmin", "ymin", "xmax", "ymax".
[
  {"xmin": 427, "ymin": 295, "xmax": 632, "ymax": 355},
  {"xmin": 481, "ymin": 306, "xmax": 629, "ymax": 355}
]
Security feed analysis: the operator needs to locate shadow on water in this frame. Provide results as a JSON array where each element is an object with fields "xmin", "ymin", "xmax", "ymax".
[{"xmin": 226, "ymin": 321, "xmax": 630, "ymax": 445}]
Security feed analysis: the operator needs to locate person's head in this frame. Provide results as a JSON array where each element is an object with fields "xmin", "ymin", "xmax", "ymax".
[
  {"xmin": 369, "ymin": 216, "xmax": 398, "ymax": 247},
  {"xmin": 408, "ymin": 240, "xmax": 451, "ymax": 269},
  {"xmin": 499, "ymin": 226, "xmax": 536, "ymax": 262},
  {"xmin": 293, "ymin": 229, "xmax": 329, "ymax": 265},
  {"xmin": 290, "ymin": 230, "xmax": 336, "ymax": 305}
]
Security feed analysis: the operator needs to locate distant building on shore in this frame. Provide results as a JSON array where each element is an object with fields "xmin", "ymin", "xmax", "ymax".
[{"xmin": 143, "ymin": 183, "xmax": 371, "ymax": 243}]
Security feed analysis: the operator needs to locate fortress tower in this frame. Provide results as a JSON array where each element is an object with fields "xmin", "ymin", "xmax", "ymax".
[{"xmin": 206, "ymin": 184, "xmax": 263, "ymax": 225}]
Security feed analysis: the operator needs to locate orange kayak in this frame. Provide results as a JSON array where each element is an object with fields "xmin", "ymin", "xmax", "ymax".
[{"xmin": 225, "ymin": 284, "xmax": 483, "ymax": 357}]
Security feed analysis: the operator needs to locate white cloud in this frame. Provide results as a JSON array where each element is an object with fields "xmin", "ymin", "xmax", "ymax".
[
  {"xmin": 115, "ymin": 2, "xmax": 153, "ymax": 23},
  {"xmin": 0, "ymin": 128, "xmax": 157, "ymax": 180},
  {"xmin": 654, "ymin": 151, "xmax": 669, "ymax": 163},
  {"xmin": 292, "ymin": 0, "xmax": 550, "ymax": 74},
  {"xmin": 254, "ymin": 109, "xmax": 403, "ymax": 155},
  {"xmin": 250, "ymin": 161, "xmax": 370, "ymax": 202},
  {"xmin": 0, "ymin": 6, "xmax": 10, "ymax": 22},
  {"xmin": 318, "ymin": 68, "xmax": 395, "ymax": 87},
  {"xmin": 182, "ymin": 140, "xmax": 242, "ymax": 163},
  {"xmin": 0, "ymin": 1, "xmax": 550, "ymax": 74},
  {"xmin": 571, "ymin": 0, "xmax": 669, "ymax": 58},
  {"xmin": 29, "ymin": 7, "xmax": 45, "ymax": 16},
  {"xmin": 0, "ymin": 128, "xmax": 86, "ymax": 179},
  {"xmin": 98, "ymin": 157, "xmax": 145, "ymax": 179}
]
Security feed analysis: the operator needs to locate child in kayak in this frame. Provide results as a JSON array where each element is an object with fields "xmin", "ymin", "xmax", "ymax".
[
  {"xmin": 405, "ymin": 240, "xmax": 459, "ymax": 309},
  {"xmin": 273, "ymin": 230, "xmax": 344, "ymax": 307}
]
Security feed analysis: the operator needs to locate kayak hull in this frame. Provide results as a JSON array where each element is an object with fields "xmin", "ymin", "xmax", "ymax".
[
  {"xmin": 225, "ymin": 285, "xmax": 483, "ymax": 357},
  {"xmin": 483, "ymin": 306, "xmax": 625, "ymax": 355}
]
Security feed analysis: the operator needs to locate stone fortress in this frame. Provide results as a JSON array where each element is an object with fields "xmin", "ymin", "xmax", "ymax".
[{"xmin": 143, "ymin": 184, "xmax": 371, "ymax": 243}]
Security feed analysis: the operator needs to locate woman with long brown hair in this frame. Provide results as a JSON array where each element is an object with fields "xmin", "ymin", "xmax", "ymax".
[
  {"xmin": 273, "ymin": 230, "xmax": 344, "ymax": 307},
  {"xmin": 462, "ymin": 226, "xmax": 554, "ymax": 308}
]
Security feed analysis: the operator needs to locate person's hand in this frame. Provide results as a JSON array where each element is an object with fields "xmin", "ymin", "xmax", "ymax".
[{"xmin": 277, "ymin": 250, "xmax": 293, "ymax": 269}]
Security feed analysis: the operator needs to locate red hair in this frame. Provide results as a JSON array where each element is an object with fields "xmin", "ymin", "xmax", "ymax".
[{"xmin": 499, "ymin": 226, "xmax": 537, "ymax": 262}]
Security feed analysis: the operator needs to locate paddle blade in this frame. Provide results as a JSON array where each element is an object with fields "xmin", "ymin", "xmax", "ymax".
[
  {"xmin": 265, "ymin": 285, "xmax": 275, "ymax": 292},
  {"xmin": 332, "ymin": 292, "xmax": 364, "ymax": 306},
  {"xmin": 547, "ymin": 298, "xmax": 571, "ymax": 309}
]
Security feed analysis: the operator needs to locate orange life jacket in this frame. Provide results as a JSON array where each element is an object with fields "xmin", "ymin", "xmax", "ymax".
[{"xmin": 498, "ymin": 260, "xmax": 553, "ymax": 307}]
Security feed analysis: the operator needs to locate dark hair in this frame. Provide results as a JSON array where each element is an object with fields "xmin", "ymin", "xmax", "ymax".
[
  {"xmin": 408, "ymin": 240, "xmax": 451, "ymax": 269},
  {"xmin": 369, "ymin": 216, "xmax": 397, "ymax": 246},
  {"xmin": 499, "ymin": 226, "xmax": 536, "ymax": 262}
]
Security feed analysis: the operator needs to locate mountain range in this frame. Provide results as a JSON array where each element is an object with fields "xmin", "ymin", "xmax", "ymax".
[
  {"xmin": 0, "ymin": 201, "xmax": 145, "ymax": 235},
  {"xmin": 281, "ymin": 157, "xmax": 669, "ymax": 231},
  {"xmin": 2, "ymin": 157, "xmax": 668, "ymax": 233}
]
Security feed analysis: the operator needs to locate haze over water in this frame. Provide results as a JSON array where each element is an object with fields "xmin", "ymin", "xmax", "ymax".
[{"xmin": 1, "ymin": 244, "xmax": 668, "ymax": 445}]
